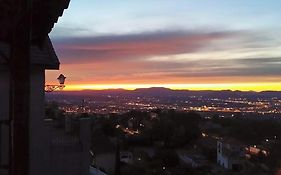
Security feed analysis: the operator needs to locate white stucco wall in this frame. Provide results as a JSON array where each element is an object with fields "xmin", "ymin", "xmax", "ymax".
[
  {"xmin": 0, "ymin": 66, "xmax": 49, "ymax": 175},
  {"xmin": 29, "ymin": 67, "xmax": 50, "ymax": 175},
  {"xmin": 217, "ymin": 142, "xmax": 229, "ymax": 169},
  {"xmin": 0, "ymin": 67, "xmax": 91, "ymax": 175},
  {"xmin": 217, "ymin": 153, "xmax": 229, "ymax": 169}
]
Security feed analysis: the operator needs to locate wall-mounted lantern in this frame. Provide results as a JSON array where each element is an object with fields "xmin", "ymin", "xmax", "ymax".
[{"xmin": 45, "ymin": 74, "xmax": 66, "ymax": 92}]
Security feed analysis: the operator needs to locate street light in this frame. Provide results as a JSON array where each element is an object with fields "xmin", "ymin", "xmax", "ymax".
[
  {"xmin": 57, "ymin": 74, "xmax": 66, "ymax": 85},
  {"xmin": 45, "ymin": 74, "xmax": 66, "ymax": 92}
]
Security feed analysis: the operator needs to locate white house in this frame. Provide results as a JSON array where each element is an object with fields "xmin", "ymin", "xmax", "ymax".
[{"xmin": 217, "ymin": 140, "xmax": 245, "ymax": 171}]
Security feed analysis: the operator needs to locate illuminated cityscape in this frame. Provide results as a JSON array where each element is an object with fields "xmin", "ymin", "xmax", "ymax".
[
  {"xmin": 47, "ymin": 88, "xmax": 281, "ymax": 117},
  {"xmin": 1, "ymin": 0, "xmax": 281, "ymax": 174}
]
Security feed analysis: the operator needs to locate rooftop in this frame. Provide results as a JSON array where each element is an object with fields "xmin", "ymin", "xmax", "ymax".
[
  {"xmin": 0, "ymin": 37, "xmax": 59, "ymax": 69},
  {"xmin": 0, "ymin": 0, "xmax": 70, "ymax": 43}
]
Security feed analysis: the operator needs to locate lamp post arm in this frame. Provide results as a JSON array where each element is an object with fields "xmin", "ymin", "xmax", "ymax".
[{"xmin": 45, "ymin": 85, "xmax": 65, "ymax": 92}]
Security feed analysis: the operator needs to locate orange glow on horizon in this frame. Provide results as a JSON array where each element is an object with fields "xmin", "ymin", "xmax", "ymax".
[{"xmin": 62, "ymin": 82, "xmax": 281, "ymax": 92}]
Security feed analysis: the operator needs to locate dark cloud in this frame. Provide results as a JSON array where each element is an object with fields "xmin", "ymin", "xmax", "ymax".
[
  {"xmin": 52, "ymin": 30, "xmax": 235, "ymax": 64},
  {"xmin": 49, "ymin": 30, "xmax": 281, "ymax": 83},
  {"xmin": 144, "ymin": 57, "xmax": 281, "ymax": 77}
]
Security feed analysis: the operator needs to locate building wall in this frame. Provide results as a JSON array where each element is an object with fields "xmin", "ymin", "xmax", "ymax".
[
  {"xmin": 217, "ymin": 154, "xmax": 229, "ymax": 169},
  {"xmin": 29, "ymin": 67, "xmax": 50, "ymax": 175},
  {"xmin": 120, "ymin": 151, "xmax": 133, "ymax": 164},
  {"xmin": 0, "ymin": 68, "xmax": 10, "ymax": 175},
  {"xmin": 0, "ymin": 66, "xmax": 48, "ymax": 175},
  {"xmin": 217, "ymin": 141, "xmax": 244, "ymax": 170},
  {"xmin": 1, "ymin": 67, "xmax": 91, "ymax": 175},
  {"xmin": 217, "ymin": 141, "xmax": 229, "ymax": 169},
  {"xmin": 45, "ymin": 119, "xmax": 91, "ymax": 175}
]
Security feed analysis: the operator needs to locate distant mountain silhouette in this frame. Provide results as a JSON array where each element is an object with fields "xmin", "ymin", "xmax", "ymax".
[
  {"xmin": 46, "ymin": 87, "xmax": 281, "ymax": 100},
  {"xmin": 134, "ymin": 87, "xmax": 175, "ymax": 96}
]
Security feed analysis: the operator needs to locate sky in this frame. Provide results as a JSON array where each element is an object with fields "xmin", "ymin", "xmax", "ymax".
[{"xmin": 47, "ymin": 0, "xmax": 281, "ymax": 91}]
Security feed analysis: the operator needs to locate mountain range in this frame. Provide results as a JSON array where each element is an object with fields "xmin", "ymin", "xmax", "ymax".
[{"xmin": 46, "ymin": 87, "xmax": 281, "ymax": 99}]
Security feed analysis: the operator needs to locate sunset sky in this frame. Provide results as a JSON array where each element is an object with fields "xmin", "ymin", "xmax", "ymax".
[{"xmin": 47, "ymin": 0, "xmax": 281, "ymax": 91}]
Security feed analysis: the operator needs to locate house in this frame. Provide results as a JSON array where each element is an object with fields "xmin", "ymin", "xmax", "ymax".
[
  {"xmin": 245, "ymin": 145, "xmax": 269, "ymax": 159},
  {"xmin": 217, "ymin": 140, "xmax": 245, "ymax": 171},
  {"xmin": 120, "ymin": 151, "xmax": 134, "ymax": 164},
  {"xmin": 1, "ymin": 38, "xmax": 92, "ymax": 175},
  {"xmin": 0, "ymin": 37, "xmax": 62, "ymax": 175},
  {"xmin": 178, "ymin": 154, "xmax": 207, "ymax": 168},
  {"xmin": 0, "ymin": 1, "xmax": 70, "ymax": 175},
  {"xmin": 177, "ymin": 150, "xmax": 208, "ymax": 168}
]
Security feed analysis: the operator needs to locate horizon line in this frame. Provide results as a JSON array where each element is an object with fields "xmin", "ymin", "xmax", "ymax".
[{"xmin": 59, "ymin": 83, "xmax": 281, "ymax": 92}]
